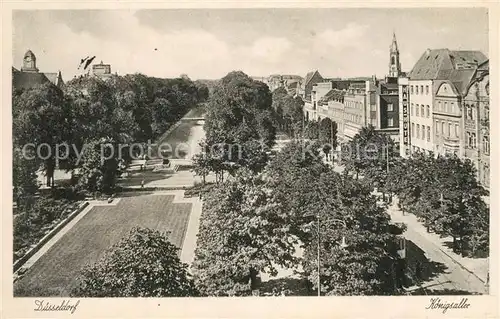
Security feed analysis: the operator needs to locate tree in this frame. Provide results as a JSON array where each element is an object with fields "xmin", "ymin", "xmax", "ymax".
[
  {"xmin": 13, "ymin": 82, "xmax": 71, "ymax": 186},
  {"xmin": 76, "ymin": 137, "xmax": 121, "ymax": 194},
  {"xmin": 192, "ymin": 172, "xmax": 298, "ymax": 296},
  {"xmin": 264, "ymin": 140, "xmax": 330, "ymax": 243},
  {"xmin": 12, "ymin": 146, "xmax": 39, "ymax": 208},
  {"xmin": 300, "ymin": 170, "xmax": 402, "ymax": 295},
  {"xmin": 71, "ymin": 227, "xmax": 197, "ymax": 297},
  {"xmin": 202, "ymin": 71, "xmax": 277, "ymax": 175},
  {"xmin": 341, "ymin": 125, "xmax": 396, "ymax": 185},
  {"xmin": 387, "ymin": 153, "xmax": 489, "ymax": 256},
  {"xmin": 318, "ymin": 118, "xmax": 337, "ymax": 159}
]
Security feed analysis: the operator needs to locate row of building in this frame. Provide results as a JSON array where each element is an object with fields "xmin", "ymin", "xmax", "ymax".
[{"xmin": 257, "ymin": 33, "xmax": 490, "ymax": 189}]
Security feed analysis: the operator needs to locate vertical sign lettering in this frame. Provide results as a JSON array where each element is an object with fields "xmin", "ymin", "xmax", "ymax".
[{"xmin": 402, "ymin": 85, "xmax": 410, "ymax": 146}]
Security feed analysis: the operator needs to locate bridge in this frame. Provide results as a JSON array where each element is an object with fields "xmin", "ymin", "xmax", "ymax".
[{"xmin": 181, "ymin": 117, "xmax": 204, "ymax": 121}]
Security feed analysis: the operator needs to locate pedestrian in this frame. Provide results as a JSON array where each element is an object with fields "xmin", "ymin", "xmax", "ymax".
[{"xmin": 141, "ymin": 179, "xmax": 145, "ymax": 189}]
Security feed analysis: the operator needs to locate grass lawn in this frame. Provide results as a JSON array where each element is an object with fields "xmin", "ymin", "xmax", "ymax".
[{"xmin": 14, "ymin": 194, "xmax": 192, "ymax": 297}]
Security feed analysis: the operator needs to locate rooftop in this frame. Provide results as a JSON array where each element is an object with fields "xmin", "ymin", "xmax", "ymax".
[{"xmin": 409, "ymin": 49, "xmax": 487, "ymax": 80}]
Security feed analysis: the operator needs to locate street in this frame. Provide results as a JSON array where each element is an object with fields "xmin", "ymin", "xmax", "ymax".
[{"xmin": 387, "ymin": 200, "xmax": 487, "ymax": 295}]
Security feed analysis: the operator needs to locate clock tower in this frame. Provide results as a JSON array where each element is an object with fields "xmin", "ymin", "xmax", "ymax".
[{"xmin": 21, "ymin": 49, "xmax": 39, "ymax": 72}]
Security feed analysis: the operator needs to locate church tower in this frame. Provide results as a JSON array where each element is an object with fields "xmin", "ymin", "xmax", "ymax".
[
  {"xmin": 21, "ymin": 49, "xmax": 39, "ymax": 72},
  {"xmin": 388, "ymin": 33, "xmax": 401, "ymax": 78}
]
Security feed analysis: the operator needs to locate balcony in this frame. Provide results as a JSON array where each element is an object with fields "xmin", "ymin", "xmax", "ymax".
[{"xmin": 443, "ymin": 136, "xmax": 460, "ymax": 148}]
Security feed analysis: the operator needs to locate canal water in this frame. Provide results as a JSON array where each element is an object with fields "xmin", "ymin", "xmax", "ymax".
[{"xmin": 153, "ymin": 105, "xmax": 206, "ymax": 161}]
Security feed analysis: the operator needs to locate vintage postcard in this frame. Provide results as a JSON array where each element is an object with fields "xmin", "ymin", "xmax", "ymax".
[{"xmin": 2, "ymin": 1, "xmax": 498, "ymax": 318}]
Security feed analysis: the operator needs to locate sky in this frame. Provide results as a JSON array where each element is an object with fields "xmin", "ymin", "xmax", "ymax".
[{"xmin": 13, "ymin": 8, "xmax": 489, "ymax": 81}]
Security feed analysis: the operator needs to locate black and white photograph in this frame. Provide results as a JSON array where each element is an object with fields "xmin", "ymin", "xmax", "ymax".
[{"xmin": 4, "ymin": 3, "xmax": 497, "ymax": 318}]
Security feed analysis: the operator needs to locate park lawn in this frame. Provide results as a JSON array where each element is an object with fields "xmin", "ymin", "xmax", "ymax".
[{"xmin": 14, "ymin": 194, "xmax": 192, "ymax": 297}]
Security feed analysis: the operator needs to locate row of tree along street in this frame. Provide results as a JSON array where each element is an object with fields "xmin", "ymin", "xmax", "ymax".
[
  {"xmin": 12, "ymin": 73, "xmax": 208, "ymax": 263},
  {"xmin": 340, "ymin": 125, "xmax": 489, "ymax": 258}
]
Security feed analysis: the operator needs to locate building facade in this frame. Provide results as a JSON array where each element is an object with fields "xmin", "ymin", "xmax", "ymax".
[
  {"xmin": 409, "ymin": 79, "xmax": 434, "ymax": 154},
  {"xmin": 343, "ymin": 80, "xmax": 377, "ymax": 140},
  {"xmin": 463, "ymin": 60, "xmax": 490, "ymax": 189},
  {"xmin": 312, "ymin": 82, "xmax": 335, "ymax": 122},
  {"xmin": 375, "ymin": 78, "xmax": 400, "ymax": 142},
  {"xmin": 398, "ymin": 48, "xmax": 487, "ymax": 158},
  {"xmin": 302, "ymin": 70, "xmax": 324, "ymax": 121},
  {"xmin": 92, "ymin": 61, "xmax": 113, "ymax": 80},
  {"xmin": 433, "ymin": 80, "xmax": 464, "ymax": 156}
]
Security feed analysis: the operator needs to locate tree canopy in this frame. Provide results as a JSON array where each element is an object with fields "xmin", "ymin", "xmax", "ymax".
[
  {"xmin": 192, "ymin": 171, "xmax": 298, "ymax": 296},
  {"xmin": 71, "ymin": 227, "xmax": 197, "ymax": 297}
]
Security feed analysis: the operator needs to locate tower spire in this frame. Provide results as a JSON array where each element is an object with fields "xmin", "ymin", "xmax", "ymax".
[
  {"xmin": 391, "ymin": 32, "xmax": 398, "ymax": 52},
  {"xmin": 389, "ymin": 32, "xmax": 401, "ymax": 78}
]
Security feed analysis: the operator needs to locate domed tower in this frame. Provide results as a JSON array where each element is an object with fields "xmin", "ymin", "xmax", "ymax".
[
  {"xmin": 388, "ymin": 33, "xmax": 401, "ymax": 78},
  {"xmin": 22, "ymin": 49, "xmax": 39, "ymax": 72}
]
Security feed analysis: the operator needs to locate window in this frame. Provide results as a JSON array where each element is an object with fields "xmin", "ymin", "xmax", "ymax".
[
  {"xmin": 455, "ymin": 124, "xmax": 459, "ymax": 138},
  {"xmin": 387, "ymin": 103, "xmax": 394, "ymax": 112},
  {"xmin": 426, "ymin": 85, "xmax": 429, "ymax": 95},
  {"xmin": 420, "ymin": 85, "xmax": 424, "ymax": 94},
  {"xmin": 388, "ymin": 118, "xmax": 394, "ymax": 127},
  {"xmin": 448, "ymin": 123, "xmax": 452, "ymax": 137},
  {"xmin": 427, "ymin": 126, "xmax": 430, "ymax": 141},
  {"xmin": 484, "ymin": 135, "xmax": 490, "ymax": 154},
  {"xmin": 421, "ymin": 105, "xmax": 425, "ymax": 117},
  {"xmin": 417, "ymin": 124, "xmax": 420, "ymax": 139},
  {"xmin": 416, "ymin": 86, "xmax": 419, "ymax": 95},
  {"xmin": 441, "ymin": 121, "xmax": 445, "ymax": 135},
  {"xmin": 471, "ymin": 133, "xmax": 477, "ymax": 148},
  {"xmin": 437, "ymin": 101, "xmax": 442, "ymax": 112},
  {"xmin": 422, "ymin": 126, "xmax": 426, "ymax": 140},
  {"xmin": 411, "ymin": 103, "xmax": 414, "ymax": 116},
  {"xmin": 416, "ymin": 104, "xmax": 419, "ymax": 116},
  {"xmin": 410, "ymin": 85, "xmax": 414, "ymax": 94},
  {"xmin": 444, "ymin": 102, "xmax": 448, "ymax": 113},
  {"xmin": 426, "ymin": 105, "xmax": 430, "ymax": 118},
  {"xmin": 411, "ymin": 123, "xmax": 415, "ymax": 137},
  {"xmin": 468, "ymin": 105, "xmax": 474, "ymax": 120},
  {"xmin": 436, "ymin": 120, "xmax": 439, "ymax": 134},
  {"xmin": 451, "ymin": 102, "xmax": 455, "ymax": 114}
]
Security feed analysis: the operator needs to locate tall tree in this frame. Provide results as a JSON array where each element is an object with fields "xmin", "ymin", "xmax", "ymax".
[
  {"xmin": 192, "ymin": 171, "xmax": 298, "ymax": 296},
  {"xmin": 13, "ymin": 83, "xmax": 71, "ymax": 186},
  {"xmin": 301, "ymin": 170, "xmax": 402, "ymax": 295},
  {"xmin": 202, "ymin": 71, "xmax": 277, "ymax": 175}
]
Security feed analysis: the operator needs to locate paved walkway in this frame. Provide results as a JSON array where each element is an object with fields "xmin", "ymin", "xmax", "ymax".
[{"xmin": 387, "ymin": 198, "xmax": 488, "ymax": 294}]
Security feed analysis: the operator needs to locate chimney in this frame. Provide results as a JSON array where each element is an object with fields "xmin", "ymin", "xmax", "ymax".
[{"xmin": 426, "ymin": 48, "xmax": 431, "ymax": 56}]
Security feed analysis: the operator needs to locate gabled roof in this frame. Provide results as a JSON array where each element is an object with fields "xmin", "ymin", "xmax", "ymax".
[
  {"xmin": 448, "ymin": 69, "xmax": 476, "ymax": 95},
  {"xmin": 409, "ymin": 49, "xmax": 487, "ymax": 80},
  {"xmin": 287, "ymin": 81, "xmax": 299, "ymax": 89},
  {"xmin": 433, "ymin": 80, "xmax": 460, "ymax": 96},
  {"xmin": 303, "ymin": 70, "xmax": 323, "ymax": 86},
  {"xmin": 44, "ymin": 72, "xmax": 58, "ymax": 85}
]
